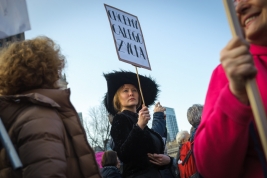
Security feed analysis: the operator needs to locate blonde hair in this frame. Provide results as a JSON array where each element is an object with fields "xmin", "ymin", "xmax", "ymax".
[
  {"xmin": 113, "ymin": 84, "xmax": 141, "ymax": 113},
  {"xmin": 176, "ymin": 130, "xmax": 189, "ymax": 146},
  {"xmin": 0, "ymin": 36, "xmax": 65, "ymax": 95}
]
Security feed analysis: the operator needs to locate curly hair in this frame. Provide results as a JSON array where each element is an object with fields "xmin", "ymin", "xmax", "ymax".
[
  {"xmin": 0, "ymin": 36, "xmax": 65, "ymax": 95},
  {"xmin": 187, "ymin": 104, "xmax": 203, "ymax": 128}
]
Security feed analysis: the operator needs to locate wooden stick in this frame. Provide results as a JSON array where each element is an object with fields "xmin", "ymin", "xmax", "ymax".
[
  {"xmin": 223, "ymin": 0, "xmax": 267, "ymax": 160},
  {"xmin": 135, "ymin": 66, "xmax": 146, "ymax": 106}
]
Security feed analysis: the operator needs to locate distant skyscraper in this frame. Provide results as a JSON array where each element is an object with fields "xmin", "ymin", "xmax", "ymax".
[
  {"xmin": 165, "ymin": 107, "xmax": 179, "ymax": 142},
  {"xmin": 78, "ymin": 112, "xmax": 83, "ymax": 126},
  {"xmin": 57, "ymin": 73, "xmax": 68, "ymax": 89},
  {"xmin": 0, "ymin": 33, "xmax": 25, "ymax": 49}
]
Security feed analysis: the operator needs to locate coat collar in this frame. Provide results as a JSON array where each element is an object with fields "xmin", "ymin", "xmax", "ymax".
[
  {"xmin": 0, "ymin": 89, "xmax": 70, "ymax": 129},
  {"xmin": 250, "ymin": 44, "xmax": 267, "ymax": 56}
]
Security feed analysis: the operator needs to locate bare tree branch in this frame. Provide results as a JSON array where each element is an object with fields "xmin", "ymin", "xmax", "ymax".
[{"xmin": 84, "ymin": 104, "xmax": 111, "ymax": 151}]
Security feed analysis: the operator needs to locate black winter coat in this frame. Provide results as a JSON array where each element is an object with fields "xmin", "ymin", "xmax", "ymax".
[
  {"xmin": 110, "ymin": 110, "xmax": 165, "ymax": 177},
  {"xmin": 101, "ymin": 166, "xmax": 122, "ymax": 178}
]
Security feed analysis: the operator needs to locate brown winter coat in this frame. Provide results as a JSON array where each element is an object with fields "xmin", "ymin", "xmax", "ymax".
[{"xmin": 0, "ymin": 89, "xmax": 101, "ymax": 178}]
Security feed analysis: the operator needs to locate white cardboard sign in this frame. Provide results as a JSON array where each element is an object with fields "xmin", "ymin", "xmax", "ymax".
[
  {"xmin": 104, "ymin": 4, "xmax": 151, "ymax": 70},
  {"xmin": 0, "ymin": 0, "xmax": 31, "ymax": 39}
]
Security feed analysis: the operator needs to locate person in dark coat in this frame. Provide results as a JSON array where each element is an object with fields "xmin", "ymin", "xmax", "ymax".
[
  {"xmin": 152, "ymin": 103, "xmax": 179, "ymax": 178},
  {"xmin": 101, "ymin": 151, "xmax": 122, "ymax": 178},
  {"xmin": 152, "ymin": 102, "xmax": 167, "ymax": 142},
  {"xmin": 103, "ymin": 71, "xmax": 174, "ymax": 178}
]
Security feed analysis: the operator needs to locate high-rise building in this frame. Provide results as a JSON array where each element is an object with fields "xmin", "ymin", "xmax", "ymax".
[
  {"xmin": 57, "ymin": 73, "xmax": 68, "ymax": 89},
  {"xmin": 78, "ymin": 112, "xmax": 83, "ymax": 126},
  {"xmin": 165, "ymin": 107, "xmax": 179, "ymax": 142},
  {"xmin": 0, "ymin": 33, "xmax": 25, "ymax": 49}
]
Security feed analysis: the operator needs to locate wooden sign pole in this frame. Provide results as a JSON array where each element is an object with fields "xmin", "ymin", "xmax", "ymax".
[
  {"xmin": 223, "ymin": 0, "xmax": 267, "ymax": 160},
  {"xmin": 135, "ymin": 66, "xmax": 146, "ymax": 106}
]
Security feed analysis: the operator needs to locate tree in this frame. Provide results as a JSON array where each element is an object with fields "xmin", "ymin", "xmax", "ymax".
[{"xmin": 84, "ymin": 104, "xmax": 111, "ymax": 151}]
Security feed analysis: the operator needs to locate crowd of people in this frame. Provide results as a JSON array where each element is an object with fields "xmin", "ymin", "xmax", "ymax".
[
  {"xmin": 0, "ymin": 0, "xmax": 267, "ymax": 177},
  {"xmin": 99, "ymin": 102, "xmax": 202, "ymax": 178}
]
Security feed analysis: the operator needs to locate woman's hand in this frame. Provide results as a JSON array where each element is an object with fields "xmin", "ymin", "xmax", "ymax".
[
  {"xmin": 220, "ymin": 37, "xmax": 257, "ymax": 104},
  {"xmin": 137, "ymin": 105, "xmax": 150, "ymax": 129},
  {"xmin": 153, "ymin": 102, "xmax": 166, "ymax": 113},
  {"xmin": 147, "ymin": 153, "xmax": 171, "ymax": 166}
]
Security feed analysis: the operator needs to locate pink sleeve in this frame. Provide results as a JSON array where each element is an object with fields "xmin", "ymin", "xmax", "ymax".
[{"xmin": 194, "ymin": 65, "xmax": 253, "ymax": 178}]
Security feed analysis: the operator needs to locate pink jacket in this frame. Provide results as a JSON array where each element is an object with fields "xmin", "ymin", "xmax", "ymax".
[
  {"xmin": 195, "ymin": 44, "xmax": 267, "ymax": 178},
  {"xmin": 95, "ymin": 152, "xmax": 104, "ymax": 168}
]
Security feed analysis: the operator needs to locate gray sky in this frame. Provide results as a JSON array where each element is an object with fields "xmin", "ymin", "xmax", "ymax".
[{"xmin": 25, "ymin": 0, "xmax": 232, "ymax": 132}]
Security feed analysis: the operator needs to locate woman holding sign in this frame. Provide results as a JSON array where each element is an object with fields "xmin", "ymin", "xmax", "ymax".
[
  {"xmin": 103, "ymin": 70, "xmax": 173, "ymax": 178},
  {"xmin": 195, "ymin": 0, "xmax": 267, "ymax": 178}
]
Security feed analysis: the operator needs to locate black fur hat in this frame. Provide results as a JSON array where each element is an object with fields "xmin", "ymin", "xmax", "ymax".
[{"xmin": 103, "ymin": 70, "xmax": 159, "ymax": 116}]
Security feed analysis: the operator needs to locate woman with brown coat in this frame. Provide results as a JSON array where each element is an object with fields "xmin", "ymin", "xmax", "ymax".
[{"xmin": 0, "ymin": 36, "xmax": 101, "ymax": 178}]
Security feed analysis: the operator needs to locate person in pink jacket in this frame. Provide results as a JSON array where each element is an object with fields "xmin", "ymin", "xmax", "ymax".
[{"xmin": 194, "ymin": 0, "xmax": 267, "ymax": 178}]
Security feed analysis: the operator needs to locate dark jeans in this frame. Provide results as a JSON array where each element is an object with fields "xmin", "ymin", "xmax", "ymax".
[{"xmin": 160, "ymin": 168, "xmax": 176, "ymax": 178}]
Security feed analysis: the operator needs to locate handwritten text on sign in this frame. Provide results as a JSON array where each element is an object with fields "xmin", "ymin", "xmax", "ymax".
[{"xmin": 104, "ymin": 4, "xmax": 151, "ymax": 70}]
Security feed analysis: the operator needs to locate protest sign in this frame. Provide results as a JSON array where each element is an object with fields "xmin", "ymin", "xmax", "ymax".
[
  {"xmin": 104, "ymin": 4, "xmax": 151, "ymax": 70},
  {"xmin": 0, "ymin": 0, "xmax": 31, "ymax": 39}
]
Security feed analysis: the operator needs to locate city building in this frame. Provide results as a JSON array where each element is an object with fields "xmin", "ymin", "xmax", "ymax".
[
  {"xmin": 165, "ymin": 107, "xmax": 179, "ymax": 142},
  {"xmin": 167, "ymin": 140, "xmax": 179, "ymax": 158},
  {"xmin": 0, "ymin": 33, "xmax": 25, "ymax": 49},
  {"xmin": 78, "ymin": 112, "xmax": 83, "ymax": 126},
  {"xmin": 57, "ymin": 73, "xmax": 68, "ymax": 89}
]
